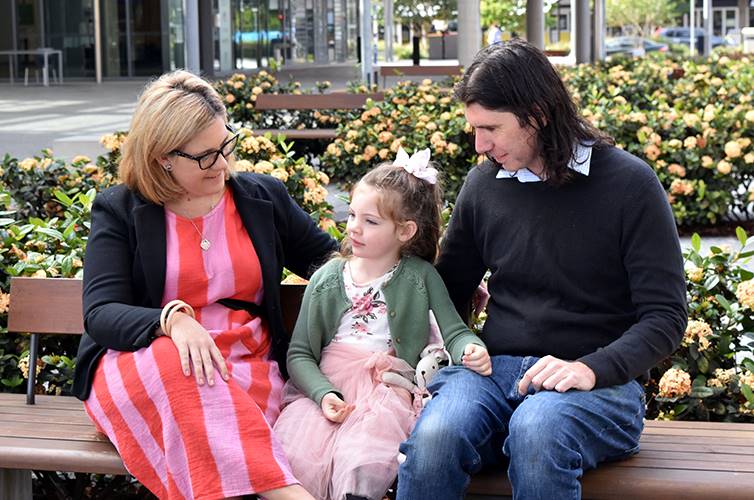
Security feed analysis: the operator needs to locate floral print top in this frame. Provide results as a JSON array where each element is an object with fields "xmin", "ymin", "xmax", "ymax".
[{"xmin": 332, "ymin": 261, "xmax": 398, "ymax": 352}]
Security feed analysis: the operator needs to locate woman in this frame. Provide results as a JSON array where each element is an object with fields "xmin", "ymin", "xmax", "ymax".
[{"xmin": 72, "ymin": 70, "xmax": 337, "ymax": 500}]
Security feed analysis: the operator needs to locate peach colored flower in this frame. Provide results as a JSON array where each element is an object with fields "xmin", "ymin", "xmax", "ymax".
[
  {"xmin": 670, "ymin": 179, "xmax": 694, "ymax": 196},
  {"xmin": 682, "ymin": 320, "xmax": 712, "ymax": 351},
  {"xmin": 725, "ymin": 141, "xmax": 742, "ymax": 159},
  {"xmin": 644, "ymin": 144, "xmax": 660, "ymax": 161},
  {"xmin": 686, "ymin": 266, "xmax": 703, "ymax": 283},
  {"xmin": 716, "ymin": 160, "xmax": 732, "ymax": 175},
  {"xmin": 668, "ymin": 164, "xmax": 686, "ymax": 177},
  {"xmin": 736, "ymin": 280, "xmax": 754, "ymax": 309},
  {"xmin": 658, "ymin": 368, "xmax": 692, "ymax": 399}
]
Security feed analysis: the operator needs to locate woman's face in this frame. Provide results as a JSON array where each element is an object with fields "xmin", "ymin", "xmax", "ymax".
[{"xmin": 164, "ymin": 116, "xmax": 232, "ymax": 200}]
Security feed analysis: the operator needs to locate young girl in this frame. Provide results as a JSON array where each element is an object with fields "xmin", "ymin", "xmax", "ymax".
[{"xmin": 273, "ymin": 148, "xmax": 492, "ymax": 500}]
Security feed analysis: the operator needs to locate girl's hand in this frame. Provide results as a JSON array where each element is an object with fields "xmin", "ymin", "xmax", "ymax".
[
  {"xmin": 462, "ymin": 343, "xmax": 492, "ymax": 376},
  {"xmin": 321, "ymin": 392, "xmax": 355, "ymax": 423},
  {"xmin": 167, "ymin": 312, "xmax": 230, "ymax": 386}
]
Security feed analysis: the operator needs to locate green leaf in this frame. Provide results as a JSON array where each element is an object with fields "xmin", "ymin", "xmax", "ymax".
[
  {"xmin": 691, "ymin": 233, "xmax": 701, "ymax": 252},
  {"xmin": 690, "ymin": 386, "xmax": 714, "ymax": 398},
  {"xmin": 1, "ymin": 376, "xmax": 24, "ymax": 388},
  {"xmin": 35, "ymin": 227, "xmax": 64, "ymax": 240},
  {"xmin": 693, "ymin": 374, "xmax": 707, "ymax": 387},
  {"xmin": 742, "ymin": 358, "xmax": 754, "ymax": 373},
  {"xmin": 697, "ymin": 355, "xmax": 709, "ymax": 373},
  {"xmin": 741, "ymin": 384, "xmax": 754, "ymax": 405},
  {"xmin": 737, "ymin": 226, "xmax": 748, "ymax": 246},
  {"xmin": 715, "ymin": 294, "xmax": 733, "ymax": 315},
  {"xmin": 672, "ymin": 403, "xmax": 688, "ymax": 416},
  {"xmin": 703, "ymin": 275, "xmax": 720, "ymax": 290},
  {"xmin": 53, "ymin": 190, "xmax": 73, "ymax": 206}
]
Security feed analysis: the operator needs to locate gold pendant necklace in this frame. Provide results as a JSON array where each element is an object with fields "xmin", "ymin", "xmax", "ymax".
[{"xmin": 188, "ymin": 219, "xmax": 211, "ymax": 251}]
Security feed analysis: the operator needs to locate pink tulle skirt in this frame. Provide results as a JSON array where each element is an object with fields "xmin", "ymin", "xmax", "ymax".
[{"xmin": 273, "ymin": 342, "xmax": 418, "ymax": 500}]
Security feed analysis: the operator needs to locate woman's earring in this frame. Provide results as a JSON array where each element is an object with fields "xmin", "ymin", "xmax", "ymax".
[{"xmin": 164, "ymin": 163, "xmax": 173, "ymax": 172}]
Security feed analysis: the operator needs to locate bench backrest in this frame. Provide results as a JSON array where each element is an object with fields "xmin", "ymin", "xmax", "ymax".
[
  {"xmin": 8, "ymin": 277, "xmax": 84, "ymax": 335},
  {"xmin": 7, "ymin": 277, "xmax": 306, "ymax": 404},
  {"xmin": 379, "ymin": 65, "xmax": 463, "ymax": 77},
  {"xmin": 254, "ymin": 92, "xmax": 384, "ymax": 110}
]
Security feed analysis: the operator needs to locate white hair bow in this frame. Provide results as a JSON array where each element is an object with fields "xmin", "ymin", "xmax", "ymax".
[{"xmin": 394, "ymin": 147, "xmax": 438, "ymax": 184}]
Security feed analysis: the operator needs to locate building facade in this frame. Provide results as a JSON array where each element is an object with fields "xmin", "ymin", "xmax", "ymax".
[{"xmin": 0, "ymin": 0, "xmax": 360, "ymax": 81}]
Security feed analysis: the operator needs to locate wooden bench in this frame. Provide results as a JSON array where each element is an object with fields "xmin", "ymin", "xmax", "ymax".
[
  {"xmin": 250, "ymin": 92, "xmax": 384, "ymax": 141},
  {"xmin": 378, "ymin": 64, "xmax": 463, "ymax": 88},
  {"xmin": 3, "ymin": 277, "xmax": 754, "ymax": 499}
]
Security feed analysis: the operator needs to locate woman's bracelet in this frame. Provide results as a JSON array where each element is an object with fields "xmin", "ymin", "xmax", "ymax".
[{"xmin": 159, "ymin": 299, "xmax": 195, "ymax": 337}]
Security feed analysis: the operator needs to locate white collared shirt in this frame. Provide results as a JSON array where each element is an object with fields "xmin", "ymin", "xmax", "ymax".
[{"xmin": 495, "ymin": 143, "xmax": 593, "ymax": 183}]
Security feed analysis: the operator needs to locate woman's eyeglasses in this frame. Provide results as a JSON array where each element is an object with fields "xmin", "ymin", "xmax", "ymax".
[{"xmin": 170, "ymin": 124, "xmax": 239, "ymax": 170}]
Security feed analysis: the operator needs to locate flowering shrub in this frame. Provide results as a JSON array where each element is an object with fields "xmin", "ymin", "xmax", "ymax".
[
  {"xmin": 562, "ymin": 52, "xmax": 754, "ymax": 227},
  {"xmin": 1, "ymin": 151, "xmax": 115, "ymax": 220},
  {"xmin": 214, "ymin": 71, "xmax": 358, "ymax": 132},
  {"xmin": 321, "ymin": 78, "xmax": 476, "ymax": 201},
  {"xmin": 96, "ymin": 131, "xmax": 128, "ymax": 177},
  {"xmin": 0, "ymin": 188, "xmax": 93, "ymax": 395},
  {"xmin": 234, "ymin": 131, "xmax": 334, "ymax": 227},
  {"xmin": 648, "ymin": 229, "xmax": 754, "ymax": 422}
]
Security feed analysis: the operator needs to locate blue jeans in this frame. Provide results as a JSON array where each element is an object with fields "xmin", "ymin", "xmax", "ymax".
[{"xmin": 397, "ymin": 355, "xmax": 646, "ymax": 499}]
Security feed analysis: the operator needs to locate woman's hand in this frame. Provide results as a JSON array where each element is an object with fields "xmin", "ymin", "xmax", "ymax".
[
  {"xmin": 462, "ymin": 343, "xmax": 492, "ymax": 376},
  {"xmin": 320, "ymin": 392, "xmax": 355, "ymax": 423},
  {"xmin": 167, "ymin": 312, "xmax": 230, "ymax": 386}
]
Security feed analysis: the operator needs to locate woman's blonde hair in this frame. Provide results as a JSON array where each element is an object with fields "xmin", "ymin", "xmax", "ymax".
[{"xmin": 119, "ymin": 70, "xmax": 230, "ymax": 204}]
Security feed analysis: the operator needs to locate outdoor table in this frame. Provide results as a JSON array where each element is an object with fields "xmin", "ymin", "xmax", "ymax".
[{"xmin": 0, "ymin": 48, "xmax": 63, "ymax": 86}]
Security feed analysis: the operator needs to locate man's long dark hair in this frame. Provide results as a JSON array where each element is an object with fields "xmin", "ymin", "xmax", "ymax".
[{"xmin": 455, "ymin": 39, "xmax": 613, "ymax": 185}]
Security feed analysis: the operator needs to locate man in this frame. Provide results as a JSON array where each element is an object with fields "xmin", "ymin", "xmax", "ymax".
[
  {"xmin": 486, "ymin": 22, "xmax": 503, "ymax": 45},
  {"xmin": 397, "ymin": 39, "xmax": 687, "ymax": 499}
]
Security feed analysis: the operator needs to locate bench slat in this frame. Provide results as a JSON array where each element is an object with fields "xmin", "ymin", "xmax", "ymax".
[
  {"xmin": 0, "ymin": 437, "xmax": 126, "ymax": 475},
  {"xmin": 634, "ymin": 449, "xmax": 754, "ymax": 463},
  {"xmin": 2, "ymin": 421, "xmax": 110, "ymax": 442},
  {"xmin": 0, "ymin": 393, "xmax": 84, "ymax": 408},
  {"xmin": 641, "ymin": 441, "xmax": 754, "ymax": 455},
  {"xmin": 379, "ymin": 65, "xmax": 463, "ymax": 77},
  {"xmin": 254, "ymin": 93, "xmax": 384, "ymax": 110},
  {"xmin": 642, "ymin": 425, "xmax": 754, "ymax": 438},
  {"xmin": 249, "ymin": 128, "xmax": 338, "ymax": 140},
  {"xmin": 7, "ymin": 278, "xmax": 83, "ymax": 334}
]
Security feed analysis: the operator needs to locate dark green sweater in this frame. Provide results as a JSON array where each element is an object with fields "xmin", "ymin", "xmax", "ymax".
[
  {"xmin": 436, "ymin": 146, "xmax": 687, "ymax": 388},
  {"xmin": 287, "ymin": 256, "xmax": 485, "ymax": 404}
]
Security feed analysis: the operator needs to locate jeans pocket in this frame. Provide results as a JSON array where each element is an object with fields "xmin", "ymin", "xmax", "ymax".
[{"xmin": 508, "ymin": 356, "xmax": 540, "ymax": 401}]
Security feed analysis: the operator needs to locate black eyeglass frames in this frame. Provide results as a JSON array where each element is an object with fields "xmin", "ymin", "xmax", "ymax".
[{"xmin": 170, "ymin": 124, "xmax": 240, "ymax": 170}]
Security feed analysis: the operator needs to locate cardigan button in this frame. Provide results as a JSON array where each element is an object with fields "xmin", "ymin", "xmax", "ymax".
[
  {"xmin": 396, "ymin": 338, "xmax": 401, "ymax": 343},
  {"xmin": 389, "ymin": 311, "xmax": 396, "ymax": 317}
]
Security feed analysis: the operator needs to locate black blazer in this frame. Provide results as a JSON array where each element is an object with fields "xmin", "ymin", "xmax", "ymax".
[{"xmin": 73, "ymin": 173, "xmax": 338, "ymax": 400}]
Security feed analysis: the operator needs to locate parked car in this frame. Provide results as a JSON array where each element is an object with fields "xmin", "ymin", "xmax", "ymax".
[
  {"xmin": 657, "ymin": 27, "xmax": 730, "ymax": 49},
  {"xmin": 605, "ymin": 37, "xmax": 668, "ymax": 58}
]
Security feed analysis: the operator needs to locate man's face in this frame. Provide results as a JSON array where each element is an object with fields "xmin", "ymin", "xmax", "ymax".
[{"xmin": 464, "ymin": 103, "xmax": 544, "ymax": 176}]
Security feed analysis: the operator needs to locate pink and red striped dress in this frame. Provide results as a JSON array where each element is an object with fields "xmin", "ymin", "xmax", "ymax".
[{"xmin": 83, "ymin": 189, "xmax": 297, "ymax": 500}]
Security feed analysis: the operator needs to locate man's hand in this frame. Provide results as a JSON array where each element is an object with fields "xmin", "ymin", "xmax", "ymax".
[
  {"xmin": 472, "ymin": 281, "xmax": 490, "ymax": 317},
  {"xmin": 320, "ymin": 392, "xmax": 355, "ymax": 423},
  {"xmin": 462, "ymin": 343, "xmax": 492, "ymax": 376},
  {"xmin": 517, "ymin": 356, "xmax": 596, "ymax": 395}
]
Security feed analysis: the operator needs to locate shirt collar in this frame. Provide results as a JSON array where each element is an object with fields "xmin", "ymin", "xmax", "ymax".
[{"xmin": 495, "ymin": 143, "xmax": 593, "ymax": 183}]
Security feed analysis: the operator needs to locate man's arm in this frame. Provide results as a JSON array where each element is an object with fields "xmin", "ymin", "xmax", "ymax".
[
  {"xmin": 521, "ymin": 168, "xmax": 687, "ymax": 392},
  {"xmin": 436, "ymin": 172, "xmax": 488, "ymax": 322}
]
